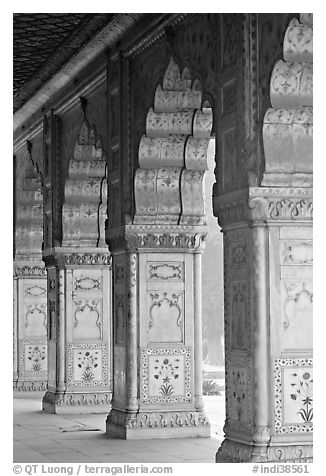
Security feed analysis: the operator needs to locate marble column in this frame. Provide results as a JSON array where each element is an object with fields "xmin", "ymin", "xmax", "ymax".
[
  {"xmin": 106, "ymin": 225, "xmax": 210, "ymax": 438},
  {"xmin": 105, "ymin": 57, "xmax": 212, "ymax": 438},
  {"xmin": 42, "ymin": 113, "xmax": 112, "ymax": 413},
  {"xmin": 215, "ymin": 13, "xmax": 313, "ymax": 462},
  {"xmin": 214, "ymin": 187, "xmax": 313, "ymax": 462},
  {"xmin": 14, "ymin": 155, "xmax": 47, "ymax": 391}
]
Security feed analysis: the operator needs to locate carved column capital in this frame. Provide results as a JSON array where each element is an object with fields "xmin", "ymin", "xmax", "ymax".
[
  {"xmin": 106, "ymin": 224, "xmax": 208, "ymax": 252},
  {"xmin": 213, "ymin": 186, "xmax": 313, "ymax": 228},
  {"xmin": 14, "ymin": 259, "xmax": 46, "ymax": 277},
  {"xmin": 42, "ymin": 247, "xmax": 111, "ymax": 269}
]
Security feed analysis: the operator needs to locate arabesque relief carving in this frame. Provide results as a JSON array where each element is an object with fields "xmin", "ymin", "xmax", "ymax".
[
  {"xmin": 281, "ymin": 241, "xmax": 312, "ymax": 265},
  {"xmin": 107, "ymin": 409, "xmax": 209, "ymax": 429},
  {"xmin": 147, "ymin": 262, "xmax": 184, "ymax": 281},
  {"xmin": 281, "ymin": 280, "xmax": 313, "ymax": 350},
  {"xmin": 73, "ymin": 300, "xmax": 102, "ymax": 340},
  {"xmin": 148, "ymin": 291, "xmax": 184, "ymax": 343}
]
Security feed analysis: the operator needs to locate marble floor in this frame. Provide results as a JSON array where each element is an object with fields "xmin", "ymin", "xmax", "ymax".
[{"xmin": 13, "ymin": 391, "xmax": 225, "ymax": 463}]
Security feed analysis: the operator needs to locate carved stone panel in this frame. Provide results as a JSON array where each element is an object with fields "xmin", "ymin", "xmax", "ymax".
[
  {"xmin": 72, "ymin": 269, "xmax": 104, "ymax": 341},
  {"xmin": 19, "ymin": 339, "xmax": 47, "ymax": 377},
  {"xmin": 114, "ymin": 293, "xmax": 126, "ymax": 345},
  {"xmin": 230, "ymin": 281, "xmax": 248, "ymax": 351},
  {"xmin": 24, "ymin": 303, "xmax": 47, "ymax": 337},
  {"xmin": 281, "ymin": 241, "xmax": 312, "ymax": 265},
  {"xmin": 24, "ymin": 282, "xmax": 47, "ymax": 298},
  {"xmin": 224, "ymin": 229, "xmax": 251, "ymax": 354},
  {"xmin": 222, "ymin": 80, "xmax": 237, "ymax": 116},
  {"xmin": 274, "ymin": 358, "xmax": 313, "ymax": 434},
  {"xmin": 225, "ymin": 358, "xmax": 252, "ymax": 429},
  {"xmin": 73, "ymin": 270, "xmax": 102, "ymax": 292},
  {"xmin": 221, "ymin": 127, "xmax": 238, "ymax": 191},
  {"xmin": 147, "ymin": 291, "xmax": 184, "ymax": 343},
  {"xmin": 284, "ymin": 18, "xmax": 313, "ymax": 63},
  {"xmin": 114, "ymin": 261, "xmax": 125, "ymax": 285},
  {"xmin": 147, "ymin": 262, "xmax": 184, "ymax": 281},
  {"xmin": 67, "ymin": 343, "xmax": 108, "ymax": 388},
  {"xmin": 230, "ymin": 242, "xmax": 248, "ymax": 267},
  {"xmin": 141, "ymin": 347, "xmax": 191, "ymax": 404},
  {"xmin": 73, "ymin": 299, "xmax": 102, "ymax": 340},
  {"xmin": 113, "ymin": 347, "xmax": 126, "ymax": 401},
  {"xmin": 221, "ymin": 14, "xmax": 240, "ymax": 70},
  {"xmin": 281, "ymin": 280, "xmax": 313, "ymax": 351}
]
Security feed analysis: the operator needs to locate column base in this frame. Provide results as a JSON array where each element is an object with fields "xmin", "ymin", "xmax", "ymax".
[
  {"xmin": 15, "ymin": 379, "xmax": 47, "ymax": 391},
  {"xmin": 42, "ymin": 390, "xmax": 112, "ymax": 414},
  {"xmin": 106, "ymin": 409, "xmax": 211, "ymax": 439},
  {"xmin": 216, "ymin": 438, "xmax": 313, "ymax": 463}
]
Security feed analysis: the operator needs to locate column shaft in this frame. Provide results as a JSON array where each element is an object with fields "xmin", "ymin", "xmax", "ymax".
[{"xmin": 194, "ymin": 251, "xmax": 204, "ymax": 411}]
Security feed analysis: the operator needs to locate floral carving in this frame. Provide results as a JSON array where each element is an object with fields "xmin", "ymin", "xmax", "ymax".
[
  {"xmin": 142, "ymin": 347, "xmax": 191, "ymax": 404},
  {"xmin": 77, "ymin": 350, "xmax": 99, "ymax": 382},
  {"xmin": 284, "ymin": 18, "xmax": 313, "ymax": 62},
  {"xmin": 107, "ymin": 408, "xmax": 209, "ymax": 430},
  {"xmin": 27, "ymin": 345, "xmax": 46, "ymax": 373},
  {"xmin": 25, "ymin": 285, "xmax": 46, "ymax": 297},
  {"xmin": 68, "ymin": 343, "xmax": 108, "ymax": 388},
  {"xmin": 148, "ymin": 262, "xmax": 183, "ymax": 280},
  {"xmin": 230, "ymin": 282, "xmax": 248, "ymax": 350},
  {"xmin": 231, "ymin": 369, "xmax": 247, "ymax": 421},
  {"xmin": 19, "ymin": 339, "xmax": 47, "ymax": 378},
  {"xmin": 153, "ymin": 357, "xmax": 181, "ymax": 396},
  {"xmin": 114, "ymin": 264, "xmax": 124, "ymax": 284},
  {"xmin": 274, "ymin": 358, "xmax": 313, "ymax": 434},
  {"xmin": 14, "ymin": 265, "xmax": 46, "ymax": 277},
  {"xmin": 43, "ymin": 390, "xmax": 111, "ymax": 407},
  {"xmin": 290, "ymin": 371, "xmax": 313, "ymax": 423},
  {"xmin": 64, "ymin": 252, "xmax": 111, "ymax": 266},
  {"xmin": 74, "ymin": 277, "xmax": 101, "ymax": 290}
]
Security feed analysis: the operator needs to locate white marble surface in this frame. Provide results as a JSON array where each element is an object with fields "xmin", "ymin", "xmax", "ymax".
[{"xmin": 13, "ymin": 391, "xmax": 224, "ymax": 463}]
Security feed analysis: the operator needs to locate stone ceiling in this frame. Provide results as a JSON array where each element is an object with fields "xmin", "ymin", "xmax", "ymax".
[{"xmin": 13, "ymin": 13, "xmax": 114, "ymax": 112}]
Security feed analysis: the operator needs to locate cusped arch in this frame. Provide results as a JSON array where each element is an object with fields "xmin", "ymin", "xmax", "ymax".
[
  {"xmin": 262, "ymin": 14, "xmax": 313, "ymax": 186},
  {"xmin": 15, "ymin": 144, "xmax": 44, "ymax": 256},
  {"xmin": 62, "ymin": 114, "xmax": 108, "ymax": 247},
  {"xmin": 134, "ymin": 56, "xmax": 213, "ymax": 225}
]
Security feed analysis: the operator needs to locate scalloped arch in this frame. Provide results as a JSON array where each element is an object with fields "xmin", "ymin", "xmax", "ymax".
[
  {"xmin": 262, "ymin": 14, "xmax": 313, "ymax": 186},
  {"xmin": 134, "ymin": 56, "xmax": 213, "ymax": 226},
  {"xmin": 62, "ymin": 113, "xmax": 108, "ymax": 247}
]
